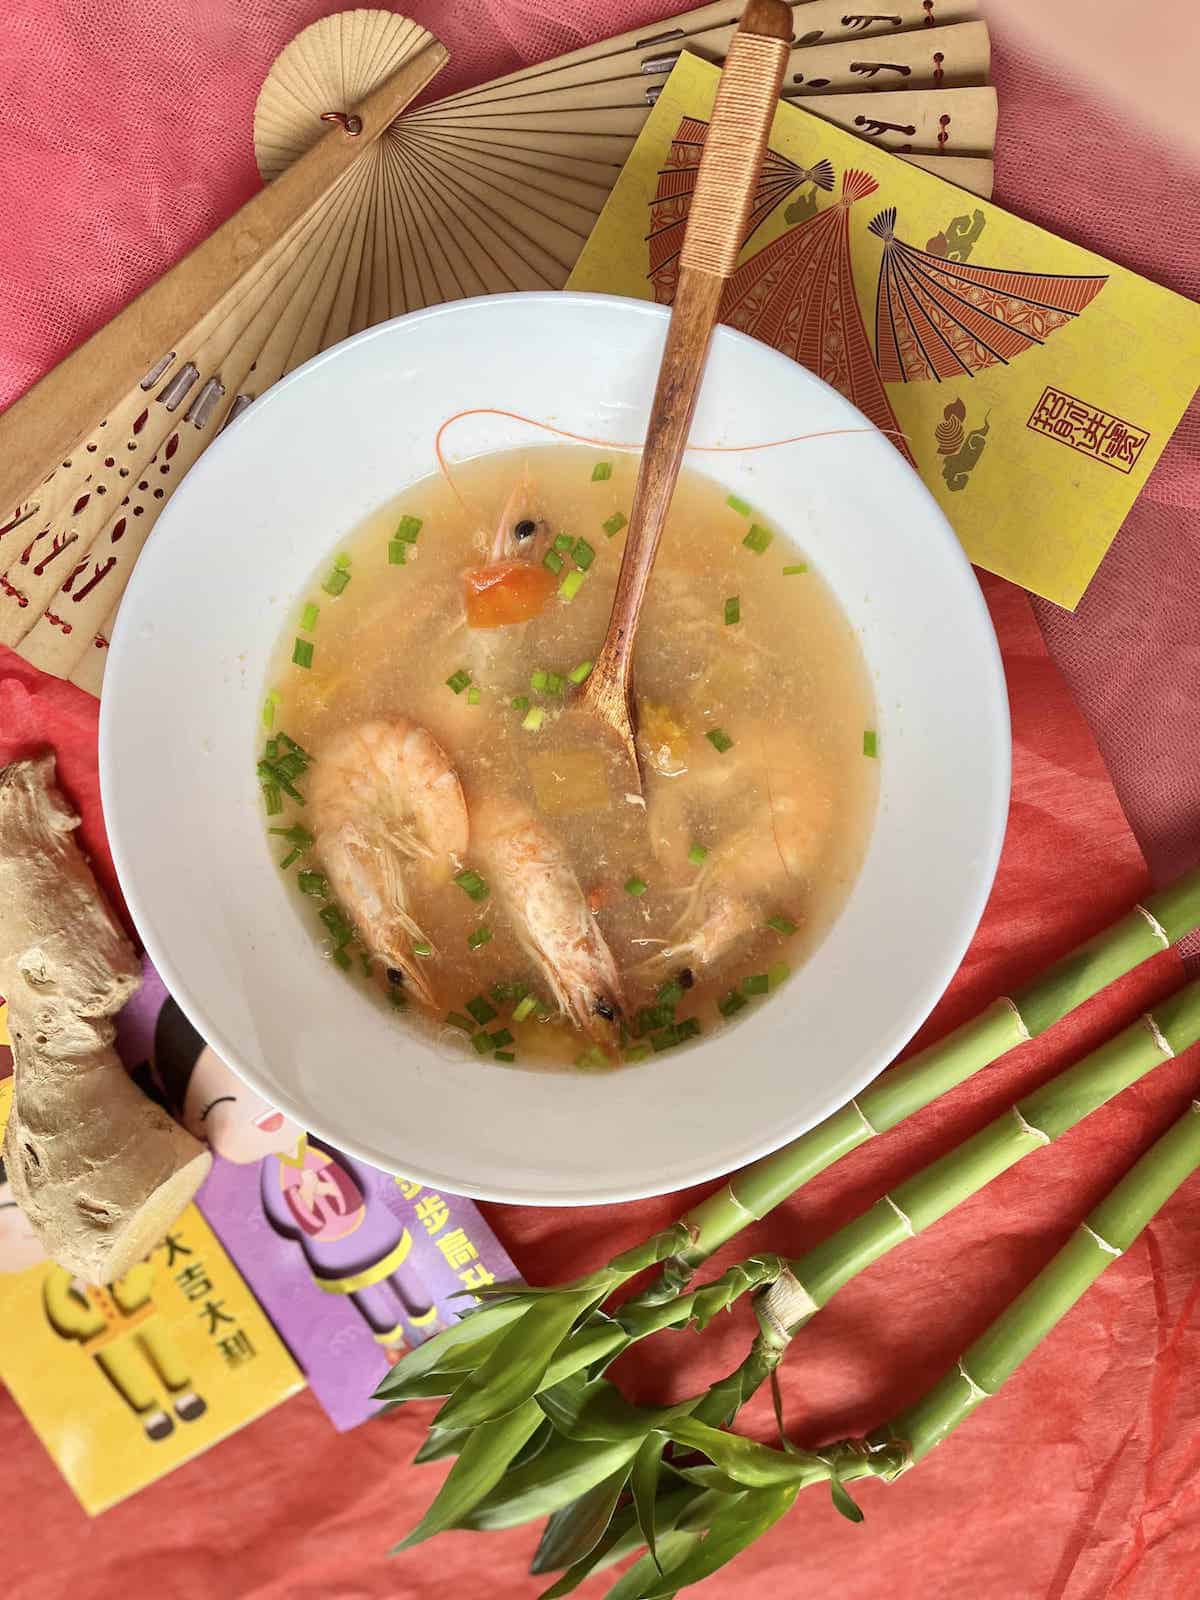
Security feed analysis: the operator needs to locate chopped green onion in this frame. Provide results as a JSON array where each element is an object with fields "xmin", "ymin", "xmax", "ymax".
[
  {"xmin": 292, "ymin": 638, "xmax": 313, "ymax": 669},
  {"xmin": 554, "ymin": 532, "xmax": 574, "ymax": 552},
  {"xmin": 650, "ymin": 1018, "xmax": 701, "ymax": 1053},
  {"xmin": 688, "ymin": 842, "xmax": 709, "ymax": 867},
  {"xmin": 467, "ymin": 925, "xmax": 493, "ymax": 951},
  {"xmin": 277, "ymin": 733, "xmax": 309, "ymax": 758},
  {"xmin": 389, "ymin": 988, "xmax": 408, "ymax": 1012},
  {"xmin": 495, "ymin": 1051, "xmax": 516, "ymax": 1063},
  {"xmin": 543, "ymin": 672, "xmax": 564, "ymax": 696},
  {"xmin": 723, "ymin": 596, "xmax": 740, "ymax": 625},
  {"xmin": 489, "ymin": 1028, "xmax": 515, "ymax": 1050},
  {"xmin": 575, "ymin": 1046, "xmax": 611, "ymax": 1070},
  {"xmin": 706, "ymin": 728, "xmax": 734, "ymax": 754},
  {"xmin": 413, "ymin": 941, "xmax": 433, "ymax": 958},
  {"xmin": 559, "ymin": 569, "xmax": 587, "ymax": 602},
  {"xmin": 743, "ymin": 524, "xmax": 773, "ymax": 555},
  {"xmin": 298, "ymin": 871, "xmax": 328, "ymax": 898},
  {"xmin": 522, "ymin": 706, "xmax": 545, "ymax": 732},
  {"xmin": 446, "ymin": 668, "xmax": 472, "ymax": 695},
  {"xmin": 656, "ymin": 979, "xmax": 684, "ymax": 1009},
  {"xmin": 766, "ymin": 914, "xmax": 797, "ymax": 936},
  {"xmin": 471, "ymin": 1030, "xmax": 494, "ymax": 1056},
  {"xmin": 334, "ymin": 553, "xmax": 351, "ymax": 570},
  {"xmin": 492, "ymin": 981, "xmax": 528, "ymax": 1003},
  {"xmin": 635, "ymin": 1002, "xmax": 673, "ymax": 1037},
  {"xmin": 300, "ymin": 601, "xmax": 319, "ymax": 631},
  {"xmin": 624, "ymin": 875, "xmax": 648, "ymax": 898},
  {"xmin": 445, "ymin": 1012, "xmax": 476, "ymax": 1033},
  {"xmin": 863, "ymin": 729, "xmax": 878, "ymax": 758},
  {"xmin": 530, "ymin": 669, "xmax": 548, "ymax": 692},
  {"xmin": 726, "ymin": 492, "xmax": 752, "ymax": 517},
  {"xmin": 332, "ymin": 945, "xmax": 352, "ymax": 971},
  {"xmin": 512, "ymin": 994, "xmax": 537, "ymax": 1023},
  {"xmin": 783, "ymin": 563, "xmax": 808, "ymax": 576},
  {"xmin": 261, "ymin": 782, "xmax": 282, "ymax": 817},
  {"xmin": 387, "ymin": 540, "xmax": 407, "ymax": 565},
  {"xmin": 602, "ymin": 512, "xmax": 627, "ymax": 538},
  {"xmin": 624, "ymin": 1043, "xmax": 651, "ymax": 1065},
  {"xmin": 511, "ymin": 695, "xmax": 531, "ymax": 713},
  {"xmin": 768, "ymin": 960, "xmax": 790, "ymax": 988},
  {"xmin": 261, "ymin": 691, "xmax": 279, "ymax": 729},
  {"xmin": 322, "ymin": 565, "xmax": 350, "ymax": 596},
  {"xmin": 742, "ymin": 973, "xmax": 769, "ymax": 997},
  {"xmin": 454, "ymin": 869, "xmax": 490, "ymax": 902},
  {"xmin": 319, "ymin": 903, "xmax": 354, "ymax": 943},
  {"xmin": 533, "ymin": 999, "xmax": 554, "ymax": 1021},
  {"xmin": 543, "ymin": 549, "xmax": 564, "ymax": 576},
  {"xmin": 568, "ymin": 659, "xmax": 593, "ymax": 684},
  {"xmin": 467, "ymin": 685, "xmax": 482, "ymax": 706},
  {"xmin": 718, "ymin": 990, "xmax": 748, "ymax": 1019},
  {"xmin": 269, "ymin": 823, "xmax": 315, "ymax": 849},
  {"xmin": 591, "ymin": 461, "xmax": 613, "ymax": 482},
  {"xmin": 572, "ymin": 538, "xmax": 595, "ymax": 570},
  {"xmin": 466, "ymin": 995, "xmax": 498, "ymax": 1026},
  {"xmin": 278, "ymin": 848, "xmax": 302, "ymax": 870},
  {"xmin": 395, "ymin": 514, "xmax": 422, "ymax": 543},
  {"xmin": 258, "ymin": 759, "xmax": 303, "ymax": 804}
]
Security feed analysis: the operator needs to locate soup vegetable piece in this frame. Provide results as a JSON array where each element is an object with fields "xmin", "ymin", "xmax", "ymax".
[{"xmin": 260, "ymin": 447, "xmax": 878, "ymax": 1070}]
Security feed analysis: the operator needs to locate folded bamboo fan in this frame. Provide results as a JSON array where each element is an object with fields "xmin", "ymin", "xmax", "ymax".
[{"xmin": 0, "ymin": 1, "xmax": 996, "ymax": 696}]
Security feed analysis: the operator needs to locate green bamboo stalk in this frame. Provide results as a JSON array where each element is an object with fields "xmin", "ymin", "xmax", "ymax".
[
  {"xmin": 784, "ymin": 982, "xmax": 1200, "ymax": 1321},
  {"xmin": 635, "ymin": 869, "xmax": 1200, "ymax": 1304}
]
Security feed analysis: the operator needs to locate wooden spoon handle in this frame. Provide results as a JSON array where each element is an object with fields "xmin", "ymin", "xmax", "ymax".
[{"xmin": 586, "ymin": 0, "xmax": 792, "ymax": 716}]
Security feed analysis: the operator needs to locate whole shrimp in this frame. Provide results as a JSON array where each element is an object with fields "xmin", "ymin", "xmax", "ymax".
[
  {"xmin": 471, "ymin": 794, "xmax": 626, "ymax": 1057},
  {"xmin": 310, "ymin": 719, "xmax": 468, "ymax": 1005}
]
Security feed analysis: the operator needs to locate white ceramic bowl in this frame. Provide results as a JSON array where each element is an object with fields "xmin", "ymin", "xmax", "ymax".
[{"xmin": 100, "ymin": 292, "xmax": 1009, "ymax": 1206}]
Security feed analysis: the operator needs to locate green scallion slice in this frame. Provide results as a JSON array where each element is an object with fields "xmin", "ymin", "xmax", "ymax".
[
  {"xmin": 387, "ymin": 540, "xmax": 407, "ymax": 566},
  {"xmin": 322, "ymin": 566, "xmax": 350, "ymax": 596},
  {"xmin": 446, "ymin": 668, "xmax": 472, "ymax": 695},
  {"xmin": 543, "ymin": 549, "xmax": 564, "ymax": 576},
  {"xmin": 492, "ymin": 981, "xmax": 528, "ymax": 1003},
  {"xmin": 261, "ymin": 691, "xmax": 279, "ymax": 729},
  {"xmin": 530, "ymin": 669, "xmax": 548, "ymax": 692},
  {"xmin": 768, "ymin": 960, "xmax": 790, "ymax": 988},
  {"xmin": 300, "ymin": 601, "xmax": 319, "ymax": 632},
  {"xmin": 624, "ymin": 875, "xmax": 648, "ymax": 897},
  {"xmin": 624, "ymin": 1043, "xmax": 651, "ymax": 1064},
  {"xmin": 278, "ymin": 848, "xmax": 302, "ymax": 870},
  {"xmin": 724, "ymin": 596, "xmax": 740, "ymax": 625},
  {"xmin": 334, "ymin": 553, "xmax": 351, "ymax": 570},
  {"xmin": 863, "ymin": 729, "xmax": 878, "ymax": 758},
  {"xmin": 319, "ymin": 903, "xmax": 354, "ymax": 946},
  {"xmin": 688, "ymin": 842, "xmax": 709, "ymax": 867},
  {"xmin": 591, "ymin": 461, "xmax": 613, "ymax": 482},
  {"xmin": 298, "ymin": 871, "xmax": 328, "ymax": 898},
  {"xmin": 554, "ymin": 532, "xmax": 574, "ymax": 552},
  {"xmin": 742, "ymin": 973, "xmax": 769, "ymax": 997},
  {"xmin": 413, "ymin": 941, "xmax": 433, "ymax": 958},
  {"xmin": 706, "ymin": 728, "xmax": 734, "ymax": 754},
  {"xmin": 332, "ymin": 945, "xmax": 352, "ymax": 971},
  {"xmin": 395, "ymin": 514, "xmax": 422, "ymax": 543},
  {"xmin": 511, "ymin": 695, "xmax": 531, "ymax": 713},
  {"xmin": 575, "ymin": 1046, "xmax": 610, "ymax": 1070},
  {"xmin": 543, "ymin": 672, "xmax": 564, "ymax": 696},
  {"xmin": 389, "ymin": 988, "xmax": 408, "ymax": 1012},
  {"xmin": 635, "ymin": 1002, "xmax": 673, "ymax": 1037},
  {"xmin": 573, "ymin": 538, "xmax": 595, "ymax": 570},
  {"xmin": 726, "ymin": 492, "xmax": 752, "ymax": 517},
  {"xmin": 270, "ymin": 823, "xmax": 315, "ymax": 849},
  {"xmin": 471, "ymin": 1030, "xmax": 494, "ymax": 1056},
  {"xmin": 743, "ymin": 524, "xmax": 773, "ymax": 555},
  {"xmin": 718, "ymin": 990, "xmax": 748, "ymax": 1019},
  {"xmin": 783, "ymin": 563, "xmax": 808, "ymax": 576},
  {"xmin": 467, "ymin": 925, "xmax": 493, "ymax": 951},
  {"xmin": 766, "ymin": 914, "xmax": 797, "ymax": 936},
  {"xmin": 261, "ymin": 782, "xmax": 282, "ymax": 817},
  {"xmin": 467, "ymin": 685, "xmax": 482, "ymax": 706},
  {"xmin": 445, "ymin": 1012, "xmax": 476, "ymax": 1033},
  {"xmin": 512, "ymin": 994, "xmax": 537, "ymax": 1023},
  {"xmin": 292, "ymin": 638, "xmax": 313, "ymax": 669},
  {"xmin": 656, "ymin": 979, "xmax": 684, "ymax": 1009},
  {"xmin": 522, "ymin": 706, "xmax": 545, "ymax": 732},
  {"xmin": 466, "ymin": 995, "xmax": 498, "ymax": 1026},
  {"xmin": 559, "ymin": 569, "xmax": 587, "ymax": 602},
  {"xmin": 454, "ymin": 868, "xmax": 490, "ymax": 901},
  {"xmin": 489, "ymin": 1028, "xmax": 515, "ymax": 1050},
  {"xmin": 495, "ymin": 1050, "xmax": 516, "ymax": 1063},
  {"xmin": 568, "ymin": 659, "xmax": 593, "ymax": 684},
  {"xmin": 602, "ymin": 511, "xmax": 627, "ymax": 538}
]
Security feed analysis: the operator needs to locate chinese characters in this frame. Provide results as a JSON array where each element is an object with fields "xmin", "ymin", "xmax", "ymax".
[{"xmin": 1026, "ymin": 387, "xmax": 1150, "ymax": 475}]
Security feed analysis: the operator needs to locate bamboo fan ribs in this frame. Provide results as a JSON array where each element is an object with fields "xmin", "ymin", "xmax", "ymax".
[{"xmin": 0, "ymin": 2, "xmax": 996, "ymax": 694}]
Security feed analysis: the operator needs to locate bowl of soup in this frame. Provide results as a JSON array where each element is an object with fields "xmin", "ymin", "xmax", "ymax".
[{"xmin": 100, "ymin": 292, "xmax": 1008, "ymax": 1205}]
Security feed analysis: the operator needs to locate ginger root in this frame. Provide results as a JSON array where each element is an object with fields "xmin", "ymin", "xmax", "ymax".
[{"xmin": 0, "ymin": 752, "xmax": 211, "ymax": 1285}]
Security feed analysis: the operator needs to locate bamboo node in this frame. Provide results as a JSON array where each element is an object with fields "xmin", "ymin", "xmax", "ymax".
[
  {"xmin": 756, "ymin": 1267, "xmax": 818, "ymax": 1340},
  {"xmin": 883, "ymin": 1192, "xmax": 916, "ymax": 1236},
  {"xmin": 1142, "ymin": 1011, "xmax": 1174, "ymax": 1058},
  {"xmin": 849, "ymin": 1096, "xmax": 878, "ymax": 1137},
  {"xmin": 1134, "ymin": 903, "xmax": 1171, "ymax": 950},
  {"xmin": 1010, "ymin": 1104, "xmax": 1052, "ymax": 1145},
  {"xmin": 1081, "ymin": 1222, "xmax": 1122, "ymax": 1257},
  {"xmin": 1000, "ymin": 994, "xmax": 1033, "ymax": 1042}
]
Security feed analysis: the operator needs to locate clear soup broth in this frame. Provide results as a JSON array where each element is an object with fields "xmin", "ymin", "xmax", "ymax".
[{"xmin": 260, "ymin": 446, "xmax": 878, "ymax": 1071}]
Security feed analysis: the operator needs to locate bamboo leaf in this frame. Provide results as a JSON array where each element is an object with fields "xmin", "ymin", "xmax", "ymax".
[
  {"xmin": 674, "ymin": 1464, "xmax": 749, "ymax": 1496},
  {"xmin": 436, "ymin": 1288, "xmax": 599, "ymax": 1430},
  {"xmin": 512, "ymin": 1417, "xmax": 556, "ymax": 1470},
  {"xmin": 461, "ymin": 1431, "xmax": 646, "ymax": 1531},
  {"xmin": 543, "ymin": 1378, "xmax": 690, "ymax": 1444},
  {"xmin": 379, "ymin": 1369, "xmax": 473, "ymax": 1404},
  {"xmin": 639, "ymin": 1485, "xmax": 799, "ymax": 1599},
  {"xmin": 829, "ymin": 1474, "xmax": 865, "ymax": 1524},
  {"xmin": 537, "ymin": 1506, "xmax": 641, "ymax": 1598},
  {"xmin": 666, "ymin": 1416, "xmax": 820, "ymax": 1487},
  {"xmin": 373, "ymin": 1296, "xmax": 527, "ymax": 1399},
  {"xmin": 603, "ymin": 1530, "xmax": 703, "ymax": 1600},
  {"xmin": 413, "ymin": 1424, "xmax": 471, "ymax": 1464},
  {"xmin": 631, "ymin": 1436, "xmax": 663, "ymax": 1570},
  {"xmin": 531, "ymin": 1465, "xmax": 633, "ymax": 1575},
  {"xmin": 393, "ymin": 1397, "xmax": 543, "ymax": 1550}
]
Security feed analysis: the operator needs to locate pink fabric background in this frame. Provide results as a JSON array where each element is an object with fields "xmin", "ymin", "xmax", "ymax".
[{"xmin": 1, "ymin": 4, "xmax": 1199, "ymax": 1598}]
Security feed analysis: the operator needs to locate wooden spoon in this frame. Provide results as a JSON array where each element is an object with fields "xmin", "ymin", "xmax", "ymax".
[{"xmin": 574, "ymin": 0, "xmax": 792, "ymax": 789}]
